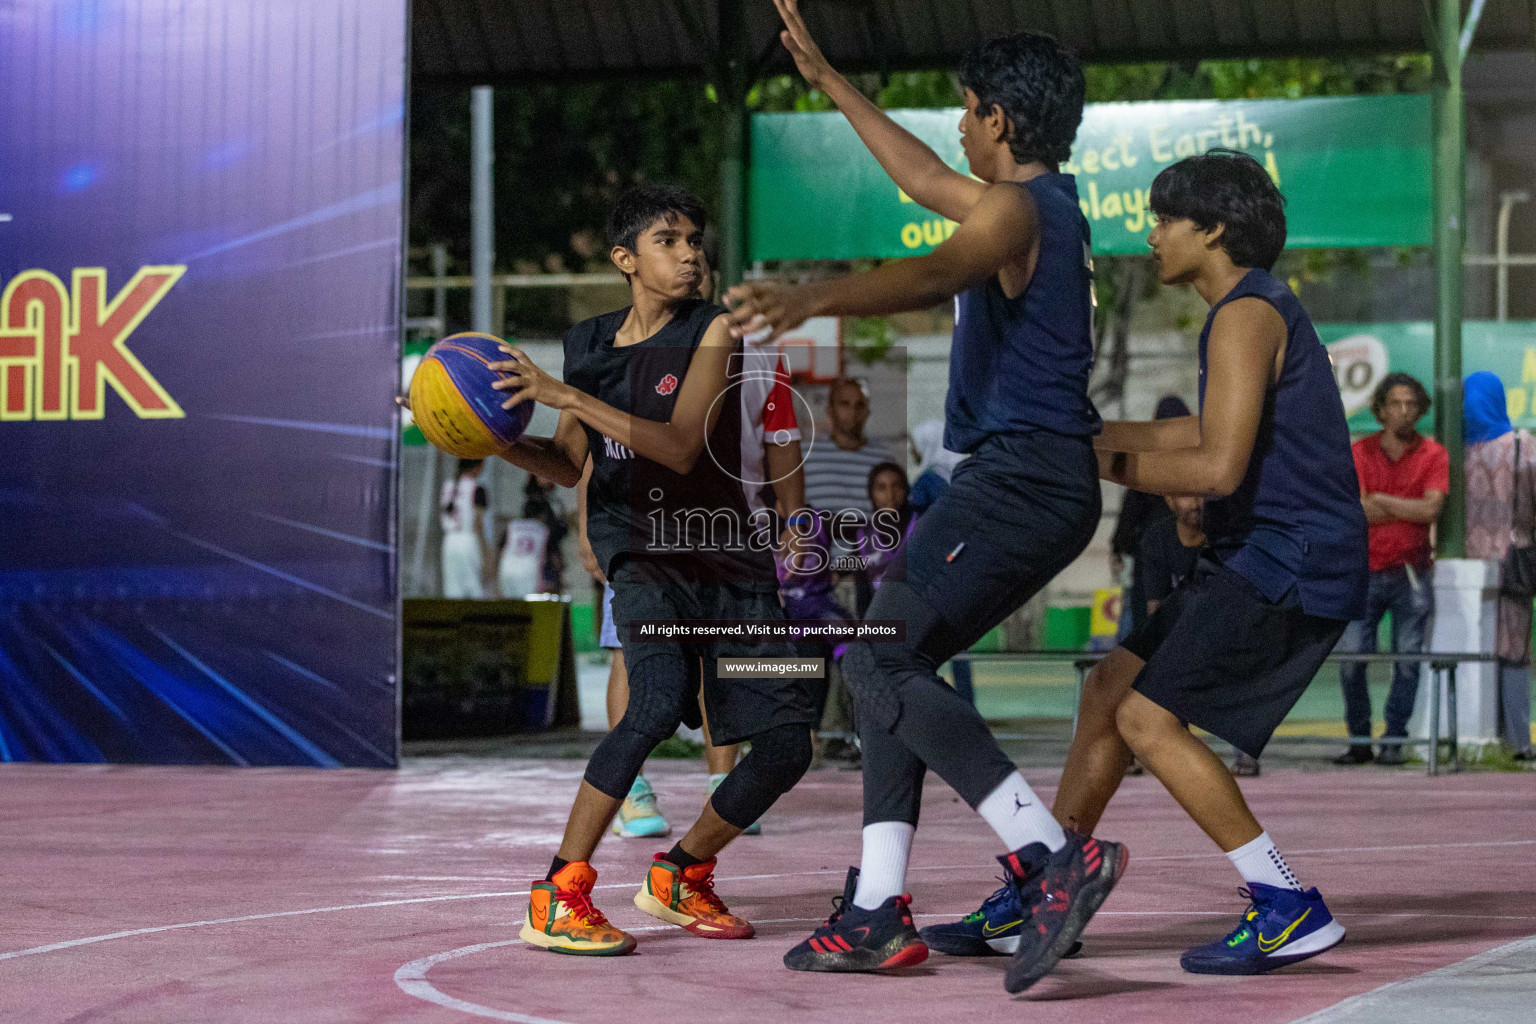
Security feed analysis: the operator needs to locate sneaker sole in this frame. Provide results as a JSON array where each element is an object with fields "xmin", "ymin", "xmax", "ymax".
[
  {"xmin": 519, "ymin": 922, "xmax": 637, "ymax": 956},
  {"xmin": 612, "ymin": 819, "xmax": 672, "ymax": 838},
  {"xmin": 1181, "ymin": 922, "xmax": 1346, "ymax": 975},
  {"xmin": 633, "ymin": 889, "xmax": 755, "ymax": 939},
  {"xmin": 783, "ymin": 938, "xmax": 929, "ymax": 973},
  {"xmin": 918, "ymin": 930, "xmax": 1000, "ymax": 957},
  {"xmin": 922, "ymin": 932, "xmax": 1084, "ymax": 958},
  {"xmin": 1005, "ymin": 843, "xmax": 1129, "ymax": 993}
]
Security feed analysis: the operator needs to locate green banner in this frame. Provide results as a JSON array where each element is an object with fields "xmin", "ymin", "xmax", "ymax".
[
  {"xmin": 1319, "ymin": 321, "xmax": 1536, "ymax": 433},
  {"xmin": 750, "ymin": 95, "xmax": 1430, "ymax": 261}
]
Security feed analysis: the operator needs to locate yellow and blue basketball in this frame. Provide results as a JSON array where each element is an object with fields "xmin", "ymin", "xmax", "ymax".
[{"xmin": 408, "ymin": 332, "xmax": 533, "ymax": 458}]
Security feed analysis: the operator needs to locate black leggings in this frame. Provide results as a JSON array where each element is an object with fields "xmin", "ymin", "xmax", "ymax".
[
  {"xmin": 586, "ymin": 713, "xmax": 811, "ymax": 831},
  {"xmin": 846, "ymin": 432, "xmax": 1100, "ymax": 826}
]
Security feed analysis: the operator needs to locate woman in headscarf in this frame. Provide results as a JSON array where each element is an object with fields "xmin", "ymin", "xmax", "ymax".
[
  {"xmin": 908, "ymin": 419, "xmax": 965, "ymax": 516},
  {"xmin": 1111, "ymin": 395, "xmax": 1193, "ymax": 639},
  {"xmin": 1463, "ymin": 371, "xmax": 1535, "ymax": 759}
]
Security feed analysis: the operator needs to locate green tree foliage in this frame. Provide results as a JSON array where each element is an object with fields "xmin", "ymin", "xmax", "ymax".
[
  {"xmin": 408, "ymin": 54, "xmax": 1431, "ymax": 332},
  {"xmin": 410, "ymin": 80, "xmax": 723, "ymax": 278}
]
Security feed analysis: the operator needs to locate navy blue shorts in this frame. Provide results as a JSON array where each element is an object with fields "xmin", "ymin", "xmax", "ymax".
[{"xmin": 1125, "ymin": 555, "xmax": 1347, "ymax": 758}]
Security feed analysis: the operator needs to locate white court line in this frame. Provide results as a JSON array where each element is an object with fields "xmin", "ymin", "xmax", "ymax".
[
  {"xmin": 1287, "ymin": 933, "xmax": 1536, "ymax": 1024},
  {"xmin": 4, "ymin": 838, "xmax": 1533, "ymax": 966},
  {"xmin": 398, "ymin": 917, "xmax": 887, "ymax": 1024},
  {"xmin": 0, "ymin": 868, "xmax": 861, "ymax": 964},
  {"xmin": 396, "ymin": 910, "xmax": 1536, "ymax": 1024},
  {"xmin": 1134, "ymin": 838, "xmax": 1536, "ymax": 863}
]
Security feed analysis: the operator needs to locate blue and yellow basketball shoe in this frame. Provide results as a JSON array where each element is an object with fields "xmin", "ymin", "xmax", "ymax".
[
  {"xmin": 1181, "ymin": 883, "xmax": 1345, "ymax": 975},
  {"xmin": 920, "ymin": 878, "xmax": 1029, "ymax": 955},
  {"xmin": 921, "ymin": 877, "xmax": 1087, "ymax": 958}
]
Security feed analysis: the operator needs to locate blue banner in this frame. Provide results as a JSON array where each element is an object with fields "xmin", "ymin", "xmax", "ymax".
[{"xmin": 0, "ymin": 1, "xmax": 405, "ymax": 765}]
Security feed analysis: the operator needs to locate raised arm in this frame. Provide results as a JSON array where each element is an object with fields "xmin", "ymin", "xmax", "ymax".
[
  {"xmin": 1097, "ymin": 298, "xmax": 1283, "ymax": 498},
  {"xmin": 774, "ymin": 0, "xmax": 986, "ymax": 223},
  {"xmin": 725, "ymin": 183, "xmax": 1034, "ymax": 341},
  {"xmin": 490, "ymin": 316, "xmax": 735, "ymax": 477}
]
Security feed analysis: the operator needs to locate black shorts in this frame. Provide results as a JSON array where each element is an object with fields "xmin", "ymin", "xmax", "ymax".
[
  {"xmin": 609, "ymin": 557, "xmax": 815, "ymax": 746},
  {"xmin": 1124, "ymin": 555, "xmax": 1347, "ymax": 758}
]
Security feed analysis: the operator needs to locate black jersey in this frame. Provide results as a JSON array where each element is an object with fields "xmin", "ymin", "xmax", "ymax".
[{"xmin": 563, "ymin": 299, "xmax": 776, "ymax": 584}]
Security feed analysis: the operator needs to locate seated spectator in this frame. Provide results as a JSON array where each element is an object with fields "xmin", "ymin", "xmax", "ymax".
[
  {"xmin": 856, "ymin": 462, "xmax": 915, "ymax": 613},
  {"xmin": 1335, "ymin": 374, "xmax": 1447, "ymax": 767},
  {"xmin": 802, "ymin": 378, "xmax": 894, "ymax": 550}
]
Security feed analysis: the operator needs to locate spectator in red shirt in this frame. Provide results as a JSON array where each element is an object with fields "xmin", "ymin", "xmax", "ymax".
[{"xmin": 1334, "ymin": 374, "xmax": 1449, "ymax": 766}]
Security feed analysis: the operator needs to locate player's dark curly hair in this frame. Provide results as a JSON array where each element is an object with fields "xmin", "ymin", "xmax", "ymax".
[
  {"xmin": 1149, "ymin": 149, "xmax": 1287, "ymax": 271},
  {"xmin": 957, "ymin": 32, "xmax": 1085, "ymax": 167},
  {"xmin": 606, "ymin": 182, "xmax": 707, "ymax": 254},
  {"xmin": 1371, "ymin": 372, "xmax": 1432, "ymax": 420}
]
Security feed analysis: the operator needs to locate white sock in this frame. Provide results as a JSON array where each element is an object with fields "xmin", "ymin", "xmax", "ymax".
[
  {"xmin": 1226, "ymin": 831, "xmax": 1302, "ymax": 890},
  {"xmin": 852, "ymin": 821, "xmax": 915, "ymax": 910},
  {"xmin": 976, "ymin": 772, "xmax": 1067, "ymax": 853}
]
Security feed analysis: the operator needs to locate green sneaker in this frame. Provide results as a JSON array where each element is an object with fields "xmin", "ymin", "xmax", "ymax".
[
  {"xmin": 612, "ymin": 775, "xmax": 670, "ymax": 838},
  {"xmin": 707, "ymin": 772, "xmax": 760, "ymax": 835}
]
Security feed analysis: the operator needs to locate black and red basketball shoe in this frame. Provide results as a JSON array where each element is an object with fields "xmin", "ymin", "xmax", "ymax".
[
  {"xmin": 783, "ymin": 867, "xmax": 929, "ymax": 972},
  {"xmin": 1003, "ymin": 831, "xmax": 1128, "ymax": 993}
]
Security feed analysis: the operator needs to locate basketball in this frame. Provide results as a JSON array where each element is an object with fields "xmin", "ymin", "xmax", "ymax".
[{"xmin": 408, "ymin": 332, "xmax": 534, "ymax": 458}]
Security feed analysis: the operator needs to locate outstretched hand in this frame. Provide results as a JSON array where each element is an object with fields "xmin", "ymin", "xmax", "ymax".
[
  {"xmin": 723, "ymin": 281, "xmax": 815, "ymax": 344},
  {"xmin": 774, "ymin": 0, "xmax": 835, "ymax": 89},
  {"xmin": 489, "ymin": 346, "xmax": 575, "ymax": 411}
]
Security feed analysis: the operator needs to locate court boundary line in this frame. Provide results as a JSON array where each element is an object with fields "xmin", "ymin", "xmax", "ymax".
[
  {"xmin": 398, "ymin": 910, "xmax": 1536, "ymax": 1024},
  {"xmin": 1287, "ymin": 932, "xmax": 1536, "ymax": 1024},
  {"xmin": 2, "ymin": 838, "xmax": 1532, "ymax": 965}
]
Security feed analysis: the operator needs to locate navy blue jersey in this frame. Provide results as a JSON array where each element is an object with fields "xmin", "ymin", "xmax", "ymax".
[
  {"xmin": 944, "ymin": 174, "xmax": 1100, "ymax": 452},
  {"xmin": 1199, "ymin": 269, "xmax": 1368, "ymax": 621}
]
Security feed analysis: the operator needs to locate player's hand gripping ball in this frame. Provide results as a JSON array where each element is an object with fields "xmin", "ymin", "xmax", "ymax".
[{"xmin": 408, "ymin": 332, "xmax": 534, "ymax": 458}]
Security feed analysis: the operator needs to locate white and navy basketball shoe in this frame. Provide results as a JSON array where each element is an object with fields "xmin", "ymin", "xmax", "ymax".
[{"xmin": 1181, "ymin": 883, "xmax": 1345, "ymax": 975}]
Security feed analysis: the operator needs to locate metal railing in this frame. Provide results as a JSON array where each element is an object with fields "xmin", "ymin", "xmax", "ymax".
[{"xmin": 951, "ymin": 648, "xmax": 1501, "ymax": 776}]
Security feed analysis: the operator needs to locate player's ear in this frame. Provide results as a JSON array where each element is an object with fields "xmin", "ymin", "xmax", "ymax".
[
  {"xmin": 984, "ymin": 104, "xmax": 1010, "ymax": 145},
  {"xmin": 1200, "ymin": 222, "xmax": 1227, "ymax": 251},
  {"xmin": 610, "ymin": 245, "xmax": 636, "ymax": 277}
]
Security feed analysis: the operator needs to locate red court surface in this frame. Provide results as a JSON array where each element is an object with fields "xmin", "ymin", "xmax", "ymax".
[{"xmin": 3, "ymin": 759, "xmax": 1533, "ymax": 1023}]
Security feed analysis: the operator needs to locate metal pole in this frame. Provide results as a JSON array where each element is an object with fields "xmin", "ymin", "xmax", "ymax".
[
  {"xmin": 1428, "ymin": 665, "xmax": 1442, "ymax": 776},
  {"xmin": 471, "ymin": 86, "xmax": 495, "ymax": 335},
  {"xmin": 1431, "ymin": 0, "xmax": 1466, "ymax": 558},
  {"xmin": 716, "ymin": 0, "xmax": 749, "ymax": 289},
  {"xmin": 1497, "ymin": 191, "xmax": 1529, "ymax": 322},
  {"xmin": 1446, "ymin": 664, "xmax": 1459, "ymax": 772},
  {"xmin": 431, "ymin": 243, "xmax": 448, "ymax": 335}
]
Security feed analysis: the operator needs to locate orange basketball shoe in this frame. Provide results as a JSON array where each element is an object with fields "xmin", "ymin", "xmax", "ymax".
[
  {"xmin": 521, "ymin": 862, "xmax": 637, "ymax": 956},
  {"xmin": 634, "ymin": 854, "xmax": 754, "ymax": 939}
]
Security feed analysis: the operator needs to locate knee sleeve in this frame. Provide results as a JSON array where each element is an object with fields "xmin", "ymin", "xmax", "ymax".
[
  {"xmin": 707, "ymin": 724, "xmax": 813, "ymax": 830},
  {"xmin": 842, "ymin": 641, "xmax": 902, "ymax": 733},
  {"xmin": 583, "ymin": 686, "xmax": 688, "ymax": 799}
]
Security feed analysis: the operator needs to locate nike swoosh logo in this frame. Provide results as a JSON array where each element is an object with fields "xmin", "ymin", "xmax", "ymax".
[
  {"xmin": 982, "ymin": 919, "xmax": 1023, "ymax": 937},
  {"xmin": 851, "ymin": 926, "xmax": 871, "ymax": 941},
  {"xmin": 1257, "ymin": 908, "xmax": 1310, "ymax": 953}
]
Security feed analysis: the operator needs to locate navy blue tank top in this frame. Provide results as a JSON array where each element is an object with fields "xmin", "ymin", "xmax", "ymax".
[
  {"xmin": 944, "ymin": 173, "xmax": 1100, "ymax": 452},
  {"xmin": 1199, "ymin": 269, "xmax": 1368, "ymax": 621}
]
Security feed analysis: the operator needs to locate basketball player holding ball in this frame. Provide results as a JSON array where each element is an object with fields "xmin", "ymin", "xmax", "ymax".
[{"xmin": 482, "ymin": 183, "xmax": 816, "ymax": 956}]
